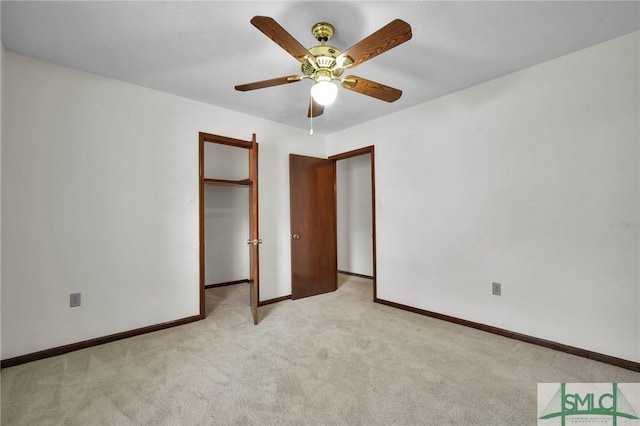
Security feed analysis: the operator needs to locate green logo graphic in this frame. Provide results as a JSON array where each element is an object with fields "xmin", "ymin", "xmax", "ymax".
[{"xmin": 539, "ymin": 383, "xmax": 639, "ymax": 426}]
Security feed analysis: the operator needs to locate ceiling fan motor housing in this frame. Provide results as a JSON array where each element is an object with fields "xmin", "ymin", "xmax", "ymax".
[
  {"xmin": 301, "ymin": 45, "xmax": 353, "ymax": 80},
  {"xmin": 300, "ymin": 22, "xmax": 355, "ymax": 82}
]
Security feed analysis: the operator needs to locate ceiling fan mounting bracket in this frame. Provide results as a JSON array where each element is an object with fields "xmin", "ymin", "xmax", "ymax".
[{"xmin": 311, "ymin": 22, "xmax": 334, "ymax": 43}]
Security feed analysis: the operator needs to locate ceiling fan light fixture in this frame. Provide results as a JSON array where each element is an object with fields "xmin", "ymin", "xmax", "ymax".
[{"xmin": 311, "ymin": 81, "xmax": 338, "ymax": 106}]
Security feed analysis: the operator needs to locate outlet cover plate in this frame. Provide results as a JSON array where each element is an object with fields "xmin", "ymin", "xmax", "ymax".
[
  {"xmin": 70, "ymin": 293, "xmax": 81, "ymax": 307},
  {"xmin": 492, "ymin": 282, "xmax": 501, "ymax": 296}
]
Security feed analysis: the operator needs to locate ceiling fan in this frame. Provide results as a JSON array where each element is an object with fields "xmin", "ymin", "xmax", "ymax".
[{"xmin": 235, "ymin": 16, "xmax": 412, "ymax": 118}]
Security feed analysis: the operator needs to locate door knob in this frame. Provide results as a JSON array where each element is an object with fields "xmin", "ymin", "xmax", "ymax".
[
  {"xmin": 291, "ymin": 233, "xmax": 301, "ymax": 240},
  {"xmin": 247, "ymin": 238, "xmax": 262, "ymax": 245}
]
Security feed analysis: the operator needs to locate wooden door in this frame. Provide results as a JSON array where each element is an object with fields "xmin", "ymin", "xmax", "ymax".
[
  {"xmin": 289, "ymin": 154, "xmax": 337, "ymax": 299},
  {"xmin": 248, "ymin": 136, "xmax": 259, "ymax": 324}
]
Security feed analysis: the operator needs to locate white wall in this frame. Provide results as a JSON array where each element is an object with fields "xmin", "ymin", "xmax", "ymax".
[
  {"xmin": 337, "ymin": 154, "xmax": 373, "ymax": 276},
  {"xmin": 1, "ymin": 52, "xmax": 325, "ymax": 359},
  {"xmin": 327, "ymin": 32, "xmax": 640, "ymax": 362},
  {"xmin": 204, "ymin": 185, "xmax": 249, "ymax": 284}
]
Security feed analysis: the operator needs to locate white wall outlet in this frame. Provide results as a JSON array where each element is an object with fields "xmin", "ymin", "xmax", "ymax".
[
  {"xmin": 492, "ymin": 282, "xmax": 501, "ymax": 296},
  {"xmin": 70, "ymin": 292, "xmax": 81, "ymax": 307}
]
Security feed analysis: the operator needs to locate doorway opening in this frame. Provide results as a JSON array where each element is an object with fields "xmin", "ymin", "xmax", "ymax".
[
  {"xmin": 330, "ymin": 146, "xmax": 377, "ymax": 300},
  {"xmin": 198, "ymin": 132, "xmax": 260, "ymax": 323},
  {"xmin": 288, "ymin": 146, "xmax": 376, "ymax": 301}
]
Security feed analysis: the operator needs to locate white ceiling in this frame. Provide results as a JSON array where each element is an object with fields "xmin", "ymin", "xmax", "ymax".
[{"xmin": 2, "ymin": 1, "xmax": 639, "ymax": 134}]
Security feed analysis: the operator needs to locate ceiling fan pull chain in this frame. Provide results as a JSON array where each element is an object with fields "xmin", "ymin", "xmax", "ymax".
[{"xmin": 309, "ymin": 100, "xmax": 314, "ymax": 135}]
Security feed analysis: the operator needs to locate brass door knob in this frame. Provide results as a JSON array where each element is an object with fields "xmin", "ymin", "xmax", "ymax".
[
  {"xmin": 291, "ymin": 233, "xmax": 301, "ymax": 240},
  {"xmin": 247, "ymin": 238, "xmax": 262, "ymax": 245}
]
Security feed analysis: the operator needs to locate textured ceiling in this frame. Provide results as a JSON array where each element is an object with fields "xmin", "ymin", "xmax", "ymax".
[{"xmin": 2, "ymin": 1, "xmax": 639, "ymax": 134}]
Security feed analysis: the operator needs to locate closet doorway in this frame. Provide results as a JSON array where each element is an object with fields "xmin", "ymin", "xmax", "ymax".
[
  {"xmin": 331, "ymin": 147, "xmax": 376, "ymax": 298},
  {"xmin": 199, "ymin": 132, "xmax": 260, "ymax": 324}
]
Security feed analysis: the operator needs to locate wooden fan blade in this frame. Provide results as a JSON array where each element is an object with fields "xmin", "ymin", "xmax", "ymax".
[
  {"xmin": 308, "ymin": 97, "xmax": 324, "ymax": 118},
  {"xmin": 337, "ymin": 19, "xmax": 412, "ymax": 68},
  {"xmin": 235, "ymin": 75, "xmax": 302, "ymax": 91},
  {"xmin": 251, "ymin": 16, "xmax": 317, "ymax": 67},
  {"xmin": 341, "ymin": 75, "xmax": 402, "ymax": 102}
]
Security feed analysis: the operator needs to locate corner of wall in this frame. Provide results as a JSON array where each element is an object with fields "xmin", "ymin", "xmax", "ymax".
[{"xmin": 1, "ymin": 34, "xmax": 5, "ymax": 382}]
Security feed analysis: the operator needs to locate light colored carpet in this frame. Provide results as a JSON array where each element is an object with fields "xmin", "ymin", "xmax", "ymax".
[{"xmin": 1, "ymin": 274, "xmax": 639, "ymax": 425}]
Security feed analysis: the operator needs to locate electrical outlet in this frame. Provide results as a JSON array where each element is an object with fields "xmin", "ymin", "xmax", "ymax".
[
  {"xmin": 492, "ymin": 282, "xmax": 501, "ymax": 296},
  {"xmin": 70, "ymin": 293, "xmax": 81, "ymax": 307}
]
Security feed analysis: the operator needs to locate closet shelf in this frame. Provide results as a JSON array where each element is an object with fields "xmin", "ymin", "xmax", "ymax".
[{"xmin": 203, "ymin": 178, "xmax": 250, "ymax": 187}]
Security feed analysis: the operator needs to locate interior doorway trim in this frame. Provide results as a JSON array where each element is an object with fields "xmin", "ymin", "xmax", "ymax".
[
  {"xmin": 198, "ymin": 132, "xmax": 255, "ymax": 319},
  {"xmin": 329, "ymin": 146, "xmax": 377, "ymax": 300}
]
